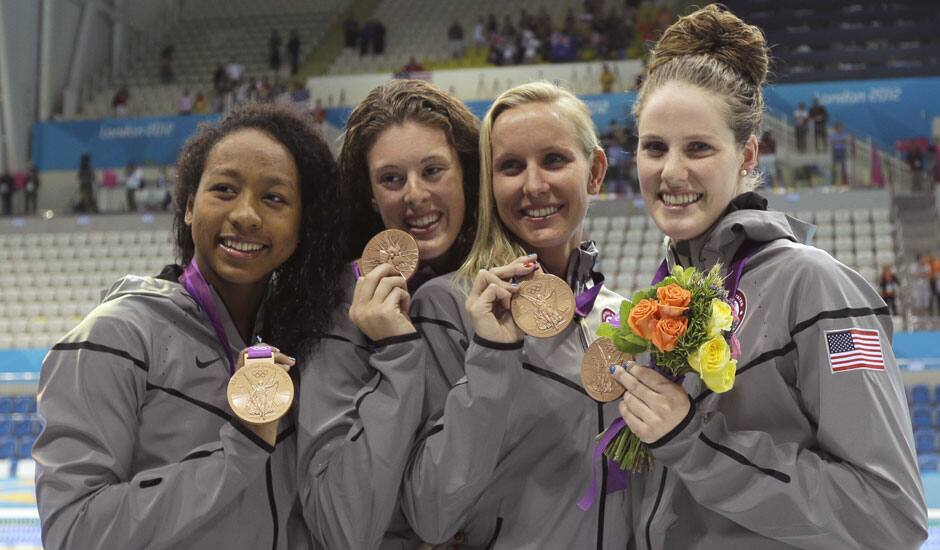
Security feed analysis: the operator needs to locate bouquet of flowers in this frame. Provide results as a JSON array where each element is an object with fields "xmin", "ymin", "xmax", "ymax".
[{"xmin": 596, "ymin": 264, "xmax": 739, "ymax": 473}]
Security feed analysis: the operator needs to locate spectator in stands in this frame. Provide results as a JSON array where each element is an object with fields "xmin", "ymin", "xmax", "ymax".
[
  {"xmin": 907, "ymin": 142, "xmax": 925, "ymax": 192},
  {"xmin": 193, "ymin": 92, "xmax": 208, "ymax": 114},
  {"xmin": 758, "ymin": 130, "xmax": 778, "ymax": 189},
  {"xmin": 830, "ymin": 121, "xmax": 850, "ymax": 186},
  {"xmin": 472, "ymin": 16, "xmax": 486, "ymax": 48},
  {"xmin": 0, "ymin": 170, "xmax": 12, "ymax": 216},
  {"xmin": 34, "ymin": 103, "xmax": 346, "ymax": 550},
  {"xmin": 485, "ymin": 13, "xmax": 498, "ymax": 36},
  {"xmin": 448, "ymin": 19, "xmax": 465, "ymax": 59},
  {"xmin": 225, "ymin": 58, "xmax": 245, "ymax": 83},
  {"xmin": 403, "ymin": 56, "xmax": 425, "ymax": 74},
  {"xmin": 373, "ymin": 20, "xmax": 386, "ymax": 55},
  {"xmin": 268, "ymin": 30, "xmax": 282, "ymax": 72},
  {"xmin": 112, "ymin": 85, "xmax": 130, "ymax": 116},
  {"xmin": 911, "ymin": 253, "xmax": 932, "ymax": 316},
  {"xmin": 520, "ymin": 28, "xmax": 540, "ymax": 64},
  {"xmin": 212, "ymin": 63, "xmax": 228, "ymax": 94},
  {"xmin": 343, "ymin": 17, "xmax": 359, "ymax": 49},
  {"xmin": 76, "ymin": 153, "xmax": 97, "ymax": 213},
  {"xmin": 124, "ymin": 161, "xmax": 143, "ymax": 212},
  {"xmin": 600, "ymin": 63, "xmax": 616, "ymax": 93},
  {"xmin": 287, "ymin": 29, "xmax": 301, "ymax": 75},
  {"xmin": 879, "ymin": 264, "xmax": 899, "ymax": 314},
  {"xmin": 24, "ymin": 164, "xmax": 39, "ymax": 215},
  {"xmin": 930, "ymin": 252, "xmax": 940, "ymax": 316},
  {"xmin": 100, "ymin": 167, "xmax": 119, "ymax": 212},
  {"xmin": 793, "ymin": 101, "xmax": 809, "ymax": 153},
  {"xmin": 160, "ymin": 44, "xmax": 175, "ymax": 83},
  {"xmin": 617, "ymin": 6, "xmax": 927, "ymax": 548},
  {"xmin": 309, "ymin": 98, "xmax": 326, "ymax": 131},
  {"xmin": 177, "ymin": 88, "xmax": 194, "ymax": 115},
  {"xmin": 809, "ymin": 97, "xmax": 828, "ymax": 152}
]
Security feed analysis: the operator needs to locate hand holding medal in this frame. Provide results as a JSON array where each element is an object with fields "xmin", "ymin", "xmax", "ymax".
[{"xmin": 350, "ymin": 230, "xmax": 420, "ymax": 341}]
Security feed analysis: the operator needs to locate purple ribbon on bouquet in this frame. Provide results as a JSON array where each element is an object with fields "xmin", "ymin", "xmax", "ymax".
[
  {"xmin": 180, "ymin": 260, "xmax": 237, "ymax": 375},
  {"xmin": 578, "ymin": 242, "xmax": 758, "ymax": 510}
]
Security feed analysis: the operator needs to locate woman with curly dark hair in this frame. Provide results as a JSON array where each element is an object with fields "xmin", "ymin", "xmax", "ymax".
[
  {"xmin": 295, "ymin": 79, "xmax": 480, "ymax": 548},
  {"xmin": 34, "ymin": 103, "xmax": 346, "ymax": 549}
]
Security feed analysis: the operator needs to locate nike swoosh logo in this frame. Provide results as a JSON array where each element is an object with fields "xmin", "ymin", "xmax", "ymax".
[{"xmin": 195, "ymin": 356, "xmax": 221, "ymax": 369}]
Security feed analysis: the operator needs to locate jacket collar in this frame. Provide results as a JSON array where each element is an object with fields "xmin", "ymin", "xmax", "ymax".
[{"xmin": 564, "ymin": 240, "xmax": 600, "ymax": 294}]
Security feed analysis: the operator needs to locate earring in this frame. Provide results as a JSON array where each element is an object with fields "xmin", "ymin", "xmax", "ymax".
[{"xmin": 740, "ymin": 169, "xmax": 748, "ymax": 177}]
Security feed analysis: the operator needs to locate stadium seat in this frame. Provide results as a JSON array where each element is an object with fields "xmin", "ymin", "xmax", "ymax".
[
  {"xmin": 913, "ymin": 405, "xmax": 933, "ymax": 429},
  {"xmin": 15, "ymin": 436, "xmax": 35, "ymax": 459},
  {"xmin": 0, "ymin": 439, "xmax": 14, "ymax": 460},
  {"xmin": 919, "ymin": 453, "xmax": 939, "ymax": 471},
  {"xmin": 912, "ymin": 384, "xmax": 931, "ymax": 405},
  {"xmin": 916, "ymin": 430, "xmax": 936, "ymax": 454}
]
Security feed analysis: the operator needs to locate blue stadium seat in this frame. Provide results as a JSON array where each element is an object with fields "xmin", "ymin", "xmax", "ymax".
[
  {"xmin": 15, "ymin": 436, "xmax": 35, "ymax": 459},
  {"xmin": 12, "ymin": 418, "xmax": 33, "ymax": 437},
  {"xmin": 911, "ymin": 384, "xmax": 931, "ymax": 405},
  {"xmin": 0, "ymin": 398, "xmax": 13, "ymax": 415},
  {"xmin": 919, "ymin": 453, "xmax": 939, "ymax": 472},
  {"xmin": 933, "ymin": 386, "xmax": 940, "ymax": 406},
  {"xmin": 0, "ymin": 418, "xmax": 11, "ymax": 436},
  {"xmin": 12, "ymin": 396, "xmax": 36, "ymax": 414},
  {"xmin": 0, "ymin": 438, "xmax": 14, "ymax": 460},
  {"xmin": 911, "ymin": 406, "xmax": 933, "ymax": 429},
  {"xmin": 915, "ymin": 430, "xmax": 936, "ymax": 454}
]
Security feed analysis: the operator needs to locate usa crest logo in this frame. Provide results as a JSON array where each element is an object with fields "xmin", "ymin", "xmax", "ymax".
[{"xmin": 730, "ymin": 289, "xmax": 746, "ymax": 334}]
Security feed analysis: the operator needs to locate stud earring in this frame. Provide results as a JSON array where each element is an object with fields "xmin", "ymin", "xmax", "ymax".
[{"xmin": 740, "ymin": 169, "xmax": 748, "ymax": 177}]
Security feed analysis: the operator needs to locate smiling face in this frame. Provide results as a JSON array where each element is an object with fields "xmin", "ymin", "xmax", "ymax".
[
  {"xmin": 637, "ymin": 81, "xmax": 757, "ymax": 242},
  {"xmin": 184, "ymin": 128, "xmax": 301, "ymax": 299},
  {"xmin": 490, "ymin": 102, "xmax": 605, "ymax": 270},
  {"xmin": 367, "ymin": 122, "xmax": 465, "ymax": 263}
]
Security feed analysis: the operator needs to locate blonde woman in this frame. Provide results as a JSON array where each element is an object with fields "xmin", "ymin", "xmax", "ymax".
[{"xmin": 401, "ymin": 82, "xmax": 631, "ymax": 548}]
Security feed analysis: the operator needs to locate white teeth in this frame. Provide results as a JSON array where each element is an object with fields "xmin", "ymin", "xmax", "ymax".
[
  {"xmin": 524, "ymin": 206, "xmax": 561, "ymax": 218},
  {"xmin": 661, "ymin": 193, "xmax": 702, "ymax": 206},
  {"xmin": 223, "ymin": 239, "xmax": 264, "ymax": 253},
  {"xmin": 408, "ymin": 212, "xmax": 442, "ymax": 228}
]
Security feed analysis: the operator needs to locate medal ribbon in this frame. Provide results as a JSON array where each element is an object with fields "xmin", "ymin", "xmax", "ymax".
[
  {"xmin": 574, "ymin": 272, "xmax": 605, "ymax": 318},
  {"xmin": 180, "ymin": 260, "xmax": 237, "ymax": 375},
  {"xmin": 579, "ymin": 240, "xmax": 759, "ymax": 509}
]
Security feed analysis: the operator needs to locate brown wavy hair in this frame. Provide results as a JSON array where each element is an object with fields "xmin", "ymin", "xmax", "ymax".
[
  {"xmin": 634, "ymin": 4, "xmax": 769, "ymax": 189},
  {"xmin": 339, "ymin": 79, "xmax": 481, "ymax": 272}
]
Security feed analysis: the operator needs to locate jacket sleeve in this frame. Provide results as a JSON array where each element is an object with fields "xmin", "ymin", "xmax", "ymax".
[
  {"xmin": 295, "ymin": 308, "xmax": 426, "ymax": 550},
  {"xmin": 649, "ymin": 250, "xmax": 927, "ymax": 549},
  {"xmin": 401, "ymin": 280, "xmax": 524, "ymax": 545},
  {"xmin": 33, "ymin": 310, "xmax": 275, "ymax": 550}
]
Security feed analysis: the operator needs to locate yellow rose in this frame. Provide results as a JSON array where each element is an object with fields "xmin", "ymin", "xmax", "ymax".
[
  {"xmin": 706, "ymin": 299, "xmax": 733, "ymax": 338},
  {"xmin": 701, "ymin": 360, "xmax": 737, "ymax": 393},
  {"xmin": 690, "ymin": 337, "xmax": 736, "ymax": 393}
]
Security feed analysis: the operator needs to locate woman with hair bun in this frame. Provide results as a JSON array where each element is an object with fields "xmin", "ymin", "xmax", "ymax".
[{"xmin": 608, "ymin": 5, "xmax": 927, "ymax": 549}]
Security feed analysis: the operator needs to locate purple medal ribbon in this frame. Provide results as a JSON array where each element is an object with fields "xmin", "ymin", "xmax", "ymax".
[
  {"xmin": 574, "ymin": 275, "xmax": 604, "ymax": 318},
  {"xmin": 180, "ymin": 260, "xmax": 237, "ymax": 375},
  {"xmin": 579, "ymin": 242, "xmax": 757, "ymax": 510}
]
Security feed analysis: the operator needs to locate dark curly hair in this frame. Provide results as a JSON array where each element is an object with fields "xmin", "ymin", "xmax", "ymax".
[
  {"xmin": 339, "ymin": 79, "xmax": 480, "ymax": 272},
  {"xmin": 173, "ymin": 102, "xmax": 346, "ymax": 354}
]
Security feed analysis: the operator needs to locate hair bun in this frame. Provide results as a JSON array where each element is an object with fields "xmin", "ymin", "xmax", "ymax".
[{"xmin": 649, "ymin": 3, "xmax": 769, "ymax": 87}]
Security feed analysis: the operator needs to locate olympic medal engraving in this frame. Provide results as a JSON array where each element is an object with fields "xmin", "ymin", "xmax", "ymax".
[
  {"xmin": 360, "ymin": 229, "xmax": 420, "ymax": 280},
  {"xmin": 510, "ymin": 274, "xmax": 575, "ymax": 338},
  {"xmin": 227, "ymin": 362, "xmax": 294, "ymax": 425},
  {"xmin": 581, "ymin": 337, "xmax": 629, "ymax": 402}
]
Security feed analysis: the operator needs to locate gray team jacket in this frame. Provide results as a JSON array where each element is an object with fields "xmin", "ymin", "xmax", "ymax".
[
  {"xmin": 33, "ymin": 271, "xmax": 308, "ymax": 549},
  {"xmin": 295, "ymin": 269, "xmax": 428, "ymax": 549},
  {"xmin": 630, "ymin": 207, "xmax": 927, "ymax": 549},
  {"xmin": 402, "ymin": 244, "xmax": 632, "ymax": 549}
]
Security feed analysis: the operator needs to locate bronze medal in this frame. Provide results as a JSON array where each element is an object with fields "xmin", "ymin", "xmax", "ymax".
[
  {"xmin": 510, "ymin": 273, "xmax": 575, "ymax": 338},
  {"xmin": 227, "ymin": 350, "xmax": 294, "ymax": 425},
  {"xmin": 360, "ymin": 229, "xmax": 420, "ymax": 280},
  {"xmin": 581, "ymin": 337, "xmax": 629, "ymax": 402}
]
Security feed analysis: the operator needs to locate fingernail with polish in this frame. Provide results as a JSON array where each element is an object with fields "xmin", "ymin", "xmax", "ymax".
[
  {"xmin": 527, "ymin": 252, "xmax": 538, "ymax": 257},
  {"xmin": 609, "ymin": 365, "xmax": 617, "ymax": 374},
  {"xmin": 287, "ymin": 356, "xmax": 296, "ymax": 363}
]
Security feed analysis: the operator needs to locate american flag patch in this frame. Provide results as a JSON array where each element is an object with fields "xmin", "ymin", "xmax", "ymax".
[{"xmin": 825, "ymin": 328, "xmax": 885, "ymax": 373}]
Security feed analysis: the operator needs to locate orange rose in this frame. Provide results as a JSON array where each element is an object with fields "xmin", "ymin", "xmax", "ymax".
[
  {"xmin": 651, "ymin": 316, "xmax": 688, "ymax": 353},
  {"xmin": 627, "ymin": 299, "xmax": 659, "ymax": 340},
  {"xmin": 657, "ymin": 284, "xmax": 691, "ymax": 318}
]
